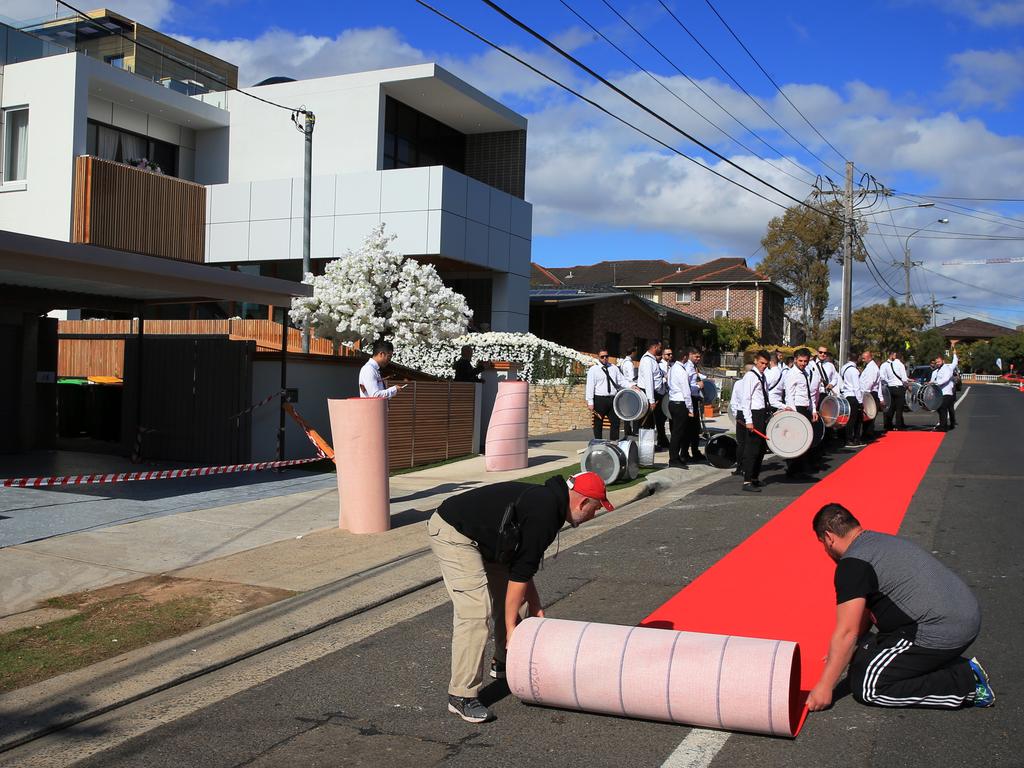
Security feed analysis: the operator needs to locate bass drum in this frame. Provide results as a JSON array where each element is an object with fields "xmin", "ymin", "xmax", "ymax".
[
  {"xmin": 705, "ymin": 434, "xmax": 738, "ymax": 469},
  {"xmin": 613, "ymin": 388, "xmax": 648, "ymax": 422},
  {"xmin": 920, "ymin": 382, "xmax": 943, "ymax": 411},
  {"xmin": 580, "ymin": 441, "xmax": 628, "ymax": 485},
  {"xmin": 700, "ymin": 379, "xmax": 719, "ymax": 405},
  {"xmin": 819, "ymin": 394, "xmax": 850, "ymax": 428},
  {"xmin": 661, "ymin": 394, "xmax": 672, "ymax": 420},
  {"xmin": 616, "ymin": 438, "xmax": 639, "ymax": 481},
  {"xmin": 765, "ymin": 410, "xmax": 814, "ymax": 459},
  {"xmin": 861, "ymin": 393, "xmax": 878, "ymax": 421},
  {"xmin": 907, "ymin": 381, "xmax": 923, "ymax": 412},
  {"xmin": 811, "ymin": 415, "xmax": 826, "ymax": 447}
]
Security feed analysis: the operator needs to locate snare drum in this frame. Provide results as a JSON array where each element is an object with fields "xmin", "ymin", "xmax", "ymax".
[
  {"xmin": 819, "ymin": 393, "xmax": 851, "ymax": 428},
  {"xmin": 765, "ymin": 410, "xmax": 814, "ymax": 459}
]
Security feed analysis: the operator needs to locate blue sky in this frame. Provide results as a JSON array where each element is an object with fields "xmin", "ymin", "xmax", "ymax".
[{"xmin": 13, "ymin": 0, "xmax": 1024, "ymax": 327}]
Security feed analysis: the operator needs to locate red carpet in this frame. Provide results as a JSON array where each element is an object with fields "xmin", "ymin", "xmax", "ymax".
[{"xmin": 640, "ymin": 432, "xmax": 944, "ymax": 734}]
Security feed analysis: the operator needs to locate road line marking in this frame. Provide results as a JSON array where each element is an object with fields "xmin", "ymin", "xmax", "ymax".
[
  {"xmin": 661, "ymin": 729, "xmax": 730, "ymax": 768},
  {"xmin": 955, "ymin": 386, "xmax": 971, "ymax": 409}
]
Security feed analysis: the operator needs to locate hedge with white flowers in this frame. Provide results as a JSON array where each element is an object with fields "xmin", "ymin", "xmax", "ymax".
[
  {"xmin": 289, "ymin": 224, "xmax": 472, "ymax": 348},
  {"xmin": 394, "ymin": 331, "xmax": 596, "ymax": 384}
]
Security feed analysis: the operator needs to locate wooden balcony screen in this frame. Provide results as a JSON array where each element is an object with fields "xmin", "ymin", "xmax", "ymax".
[
  {"xmin": 386, "ymin": 381, "xmax": 477, "ymax": 470},
  {"xmin": 73, "ymin": 155, "xmax": 206, "ymax": 263}
]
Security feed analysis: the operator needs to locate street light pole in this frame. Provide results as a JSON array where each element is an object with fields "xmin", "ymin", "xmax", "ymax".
[
  {"xmin": 902, "ymin": 217, "xmax": 948, "ymax": 307},
  {"xmin": 292, "ymin": 108, "xmax": 316, "ymax": 354}
]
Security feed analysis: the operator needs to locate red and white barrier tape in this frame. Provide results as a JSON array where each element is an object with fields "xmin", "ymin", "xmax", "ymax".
[{"xmin": 2, "ymin": 456, "xmax": 327, "ymax": 488}]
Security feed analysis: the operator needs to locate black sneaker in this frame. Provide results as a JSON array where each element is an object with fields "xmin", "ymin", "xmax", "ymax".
[
  {"xmin": 742, "ymin": 482, "xmax": 761, "ymax": 493},
  {"xmin": 489, "ymin": 658, "xmax": 506, "ymax": 679},
  {"xmin": 448, "ymin": 695, "xmax": 494, "ymax": 723},
  {"xmin": 668, "ymin": 460, "xmax": 689, "ymax": 469}
]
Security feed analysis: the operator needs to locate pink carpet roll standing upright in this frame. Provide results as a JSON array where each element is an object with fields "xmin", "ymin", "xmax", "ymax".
[
  {"xmin": 507, "ymin": 617, "xmax": 801, "ymax": 738},
  {"xmin": 485, "ymin": 380, "xmax": 529, "ymax": 472},
  {"xmin": 328, "ymin": 398, "xmax": 390, "ymax": 534}
]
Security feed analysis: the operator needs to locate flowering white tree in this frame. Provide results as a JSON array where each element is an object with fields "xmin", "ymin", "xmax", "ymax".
[{"xmin": 290, "ymin": 224, "xmax": 472, "ymax": 348}]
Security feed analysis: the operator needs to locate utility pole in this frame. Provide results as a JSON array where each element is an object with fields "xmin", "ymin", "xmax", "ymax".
[
  {"xmin": 293, "ymin": 108, "xmax": 316, "ymax": 353},
  {"xmin": 811, "ymin": 161, "xmax": 856, "ymax": 363}
]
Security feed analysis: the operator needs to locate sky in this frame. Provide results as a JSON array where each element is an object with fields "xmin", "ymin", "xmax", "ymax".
[{"xmin": 9, "ymin": 0, "xmax": 1024, "ymax": 329}]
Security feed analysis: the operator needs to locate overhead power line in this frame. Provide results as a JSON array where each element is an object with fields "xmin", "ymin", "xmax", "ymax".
[
  {"xmin": 557, "ymin": 0, "xmax": 812, "ymax": 186},
  {"xmin": 414, "ymin": 0, "xmax": 791, "ymax": 210},
  {"xmin": 905, "ymin": 193, "xmax": 1024, "ymax": 203},
  {"xmin": 701, "ymin": 0, "xmax": 849, "ymax": 168},
  {"xmin": 919, "ymin": 265, "xmax": 1024, "ymax": 303}
]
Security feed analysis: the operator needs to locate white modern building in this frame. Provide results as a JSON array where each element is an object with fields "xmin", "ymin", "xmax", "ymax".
[{"xmin": 0, "ymin": 13, "xmax": 532, "ymax": 330}]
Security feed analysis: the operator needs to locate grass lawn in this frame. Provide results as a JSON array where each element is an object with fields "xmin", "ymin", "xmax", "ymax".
[{"xmin": 516, "ymin": 462, "xmax": 658, "ymax": 491}]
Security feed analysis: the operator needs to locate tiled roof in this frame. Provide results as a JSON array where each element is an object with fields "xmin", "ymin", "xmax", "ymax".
[
  {"xmin": 529, "ymin": 290, "xmax": 710, "ymax": 326},
  {"xmin": 652, "ymin": 257, "xmax": 768, "ymax": 284},
  {"xmin": 935, "ymin": 317, "xmax": 1016, "ymax": 338},
  {"xmin": 545, "ymin": 259, "xmax": 686, "ymax": 287},
  {"xmin": 530, "ymin": 263, "xmax": 563, "ymax": 288}
]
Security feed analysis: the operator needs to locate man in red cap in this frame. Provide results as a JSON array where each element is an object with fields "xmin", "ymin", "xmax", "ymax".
[{"xmin": 428, "ymin": 471, "xmax": 613, "ymax": 723}]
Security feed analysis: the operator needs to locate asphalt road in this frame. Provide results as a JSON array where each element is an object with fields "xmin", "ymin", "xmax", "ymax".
[{"xmin": 60, "ymin": 385, "xmax": 1024, "ymax": 767}]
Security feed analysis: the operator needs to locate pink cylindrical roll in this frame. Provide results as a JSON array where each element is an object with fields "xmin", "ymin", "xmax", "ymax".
[
  {"xmin": 485, "ymin": 380, "xmax": 529, "ymax": 471},
  {"xmin": 507, "ymin": 617, "xmax": 800, "ymax": 738},
  {"xmin": 328, "ymin": 398, "xmax": 390, "ymax": 534}
]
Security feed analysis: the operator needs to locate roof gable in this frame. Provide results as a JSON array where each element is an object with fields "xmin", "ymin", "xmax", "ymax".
[{"xmin": 935, "ymin": 317, "xmax": 1015, "ymax": 338}]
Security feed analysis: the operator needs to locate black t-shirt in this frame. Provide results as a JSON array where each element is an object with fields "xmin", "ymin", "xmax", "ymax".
[{"xmin": 437, "ymin": 477, "xmax": 568, "ymax": 582}]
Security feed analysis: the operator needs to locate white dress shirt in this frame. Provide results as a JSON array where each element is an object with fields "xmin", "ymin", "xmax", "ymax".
[
  {"xmin": 840, "ymin": 362, "xmax": 863, "ymax": 402},
  {"xmin": 359, "ymin": 358, "xmax": 397, "ymax": 398},
  {"xmin": 729, "ymin": 374, "xmax": 748, "ymax": 419},
  {"xmin": 682, "ymin": 359, "xmax": 705, "ymax": 399},
  {"xmin": 784, "ymin": 365, "xmax": 819, "ymax": 414},
  {"xmin": 619, "ymin": 354, "xmax": 636, "ymax": 382},
  {"xmin": 810, "ymin": 359, "xmax": 839, "ymax": 395},
  {"xmin": 931, "ymin": 362, "xmax": 957, "ymax": 396},
  {"xmin": 667, "ymin": 362, "xmax": 693, "ymax": 411},
  {"xmin": 880, "ymin": 358, "xmax": 908, "ymax": 387},
  {"xmin": 637, "ymin": 352, "xmax": 665, "ymax": 404},
  {"xmin": 859, "ymin": 359, "xmax": 881, "ymax": 397},
  {"xmin": 765, "ymin": 364, "xmax": 786, "ymax": 409},
  {"xmin": 741, "ymin": 369, "xmax": 769, "ymax": 423},
  {"xmin": 585, "ymin": 362, "xmax": 625, "ymax": 405}
]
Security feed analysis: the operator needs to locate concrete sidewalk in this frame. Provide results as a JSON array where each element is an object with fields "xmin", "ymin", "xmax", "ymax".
[{"xmin": 1, "ymin": 427, "xmax": 711, "ymax": 619}]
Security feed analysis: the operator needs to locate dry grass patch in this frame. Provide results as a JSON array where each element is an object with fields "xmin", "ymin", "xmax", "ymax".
[{"xmin": 0, "ymin": 576, "xmax": 293, "ymax": 693}]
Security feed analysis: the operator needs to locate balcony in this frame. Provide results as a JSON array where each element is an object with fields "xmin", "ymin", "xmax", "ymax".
[{"xmin": 72, "ymin": 155, "xmax": 206, "ymax": 263}]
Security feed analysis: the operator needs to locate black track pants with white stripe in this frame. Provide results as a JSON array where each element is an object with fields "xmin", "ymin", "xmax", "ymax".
[{"xmin": 847, "ymin": 633, "xmax": 976, "ymax": 708}]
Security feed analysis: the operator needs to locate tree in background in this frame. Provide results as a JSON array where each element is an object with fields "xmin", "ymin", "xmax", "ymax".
[
  {"xmin": 815, "ymin": 300, "xmax": 927, "ymax": 356},
  {"xmin": 759, "ymin": 201, "xmax": 866, "ymax": 334},
  {"xmin": 711, "ymin": 316, "xmax": 760, "ymax": 352},
  {"xmin": 910, "ymin": 328, "xmax": 947, "ymax": 365},
  {"xmin": 993, "ymin": 332, "xmax": 1024, "ymax": 372},
  {"xmin": 290, "ymin": 224, "xmax": 472, "ymax": 348}
]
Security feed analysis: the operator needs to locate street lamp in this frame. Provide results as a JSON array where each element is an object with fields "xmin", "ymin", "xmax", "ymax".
[{"xmin": 904, "ymin": 217, "xmax": 949, "ymax": 306}]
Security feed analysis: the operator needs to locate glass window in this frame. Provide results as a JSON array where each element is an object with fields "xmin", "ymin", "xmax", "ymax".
[
  {"xmin": 4, "ymin": 108, "xmax": 29, "ymax": 181},
  {"xmin": 677, "ymin": 289, "xmax": 691, "ymax": 303},
  {"xmin": 382, "ymin": 96, "xmax": 465, "ymax": 173}
]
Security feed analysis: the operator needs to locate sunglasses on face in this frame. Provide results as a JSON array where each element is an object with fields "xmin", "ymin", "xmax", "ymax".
[{"xmin": 599, "ymin": 354, "xmax": 609, "ymax": 358}]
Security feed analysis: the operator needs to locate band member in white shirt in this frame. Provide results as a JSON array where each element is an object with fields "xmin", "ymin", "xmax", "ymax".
[
  {"xmin": 811, "ymin": 346, "xmax": 840, "ymax": 405},
  {"xmin": 766, "ymin": 352, "xmax": 787, "ymax": 411},
  {"xmin": 739, "ymin": 350, "xmax": 772, "ymax": 492},
  {"xmin": 783, "ymin": 347, "xmax": 821, "ymax": 478},
  {"xmin": 682, "ymin": 348, "xmax": 707, "ymax": 461},
  {"xmin": 729, "ymin": 372, "xmax": 750, "ymax": 476},
  {"xmin": 667, "ymin": 350, "xmax": 693, "ymax": 469},
  {"xmin": 880, "ymin": 351, "xmax": 911, "ymax": 431},
  {"xmin": 839, "ymin": 351, "xmax": 864, "ymax": 447},
  {"xmin": 586, "ymin": 349, "xmax": 626, "ymax": 440},
  {"xmin": 359, "ymin": 340, "xmax": 401, "ymax": 398},
  {"xmin": 930, "ymin": 342, "xmax": 960, "ymax": 432},
  {"xmin": 619, "ymin": 346, "xmax": 638, "ymax": 383},
  {"xmin": 637, "ymin": 339, "xmax": 669, "ymax": 450},
  {"xmin": 859, "ymin": 350, "xmax": 881, "ymax": 442}
]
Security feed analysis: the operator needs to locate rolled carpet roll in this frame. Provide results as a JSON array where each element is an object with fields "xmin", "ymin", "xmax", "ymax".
[
  {"xmin": 507, "ymin": 617, "xmax": 801, "ymax": 738},
  {"xmin": 485, "ymin": 380, "xmax": 529, "ymax": 471},
  {"xmin": 329, "ymin": 397, "xmax": 390, "ymax": 534}
]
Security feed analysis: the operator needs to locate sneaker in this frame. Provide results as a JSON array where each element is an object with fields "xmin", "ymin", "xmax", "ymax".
[
  {"xmin": 742, "ymin": 482, "xmax": 761, "ymax": 493},
  {"xmin": 968, "ymin": 657, "xmax": 995, "ymax": 708},
  {"xmin": 448, "ymin": 695, "xmax": 494, "ymax": 723},
  {"xmin": 668, "ymin": 460, "xmax": 689, "ymax": 469},
  {"xmin": 751, "ymin": 479, "xmax": 763, "ymax": 487},
  {"xmin": 489, "ymin": 658, "xmax": 506, "ymax": 679}
]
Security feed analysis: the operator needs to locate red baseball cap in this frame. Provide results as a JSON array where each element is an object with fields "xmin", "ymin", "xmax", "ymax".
[{"xmin": 568, "ymin": 471, "xmax": 614, "ymax": 511}]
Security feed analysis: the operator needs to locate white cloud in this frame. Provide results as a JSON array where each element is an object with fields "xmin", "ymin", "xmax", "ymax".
[
  {"xmin": 933, "ymin": 0, "xmax": 1024, "ymax": 26},
  {"xmin": 1, "ymin": 0, "xmax": 174, "ymax": 27},
  {"xmin": 946, "ymin": 48, "xmax": 1024, "ymax": 108}
]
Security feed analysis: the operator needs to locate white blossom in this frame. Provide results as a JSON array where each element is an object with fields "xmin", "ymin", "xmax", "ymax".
[{"xmin": 289, "ymin": 224, "xmax": 472, "ymax": 347}]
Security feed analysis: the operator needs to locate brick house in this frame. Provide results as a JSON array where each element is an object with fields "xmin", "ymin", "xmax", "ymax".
[
  {"xmin": 530, "ymin": 290, "xmax": 710, "ymax": 357},
  {"xmin": 538, "ymin": 257, "xmax": 792, "ymax": 345}
]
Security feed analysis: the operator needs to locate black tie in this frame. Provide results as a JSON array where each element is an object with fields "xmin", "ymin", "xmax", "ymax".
[
  {"xmin": 757, "ymin": 371, "xmax": 768, "ymax": 406},
  {"xmin": 602, "ymin": 365, "xmax": 615, "ymax": 395},
  {"xmin": 801, "ymin": 367, "xmax": 812, "ymax": 402}
]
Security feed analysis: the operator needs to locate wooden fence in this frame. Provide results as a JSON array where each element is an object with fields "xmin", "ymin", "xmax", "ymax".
[
  {"xmin": 58, "ymin": 319, "xmax": 358, "ymax": 377},
  {"xmin": 72, "ymin": 155, "xmax": 206, "ymax": 263},
  {"xmin": 386, "ymin": 381, "xmax": 476, "ymax": 470}
]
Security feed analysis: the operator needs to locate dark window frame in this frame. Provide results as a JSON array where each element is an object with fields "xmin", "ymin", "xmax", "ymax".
[
  {"xmin": 382, "ymin": 96, "xmax": 465, "ymax": 173},
  {"xmin": 85, "ymin": 118, "xmax": 179, "ymax": 178}
]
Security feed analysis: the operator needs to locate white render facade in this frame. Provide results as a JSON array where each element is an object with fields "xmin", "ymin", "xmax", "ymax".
[{"xmin": 0, "ymin": 42, "xmax": 531, "ymax": 330}]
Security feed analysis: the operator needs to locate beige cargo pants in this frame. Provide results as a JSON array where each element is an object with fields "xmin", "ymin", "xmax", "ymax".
[{"xmin": 427, "ymin": 511, "xmax": 513, "ymax": 698}]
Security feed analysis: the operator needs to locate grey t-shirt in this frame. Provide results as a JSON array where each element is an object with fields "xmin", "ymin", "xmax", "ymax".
[{"xmin": 836, "ymin": 530, "xmax": 981, "ymax": 649}]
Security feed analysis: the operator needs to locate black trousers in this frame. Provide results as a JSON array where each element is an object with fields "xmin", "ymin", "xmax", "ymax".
[
  {"xmin": 688, "ymin": 398, "xmax": 704, "ymax": 457},
  {"xmin": 786, "ymin": 405, "xmax": 819, "ymax": 474},
  {"xmin": 668, "ymin": 401, "xmax": 692, "ymax": 464},
  {"xmin": 734, "ymin": 412, "xmax": 747, "ymax": 470},
  {"xmin": 937, "ymin": 393, "xmax": 956, "ymax": 430},
  {"xmin": 885, "ymin": 386, "xmax": 907, "ymax": 430},
  {"xmin": 845, "ymin": 396, "xmax": 862, "ymax": 443},
  {"xmin": 591, "ymin": 394, "xmax": 620, "ymax": 440},
  {"xmin": 847, "ymin": 632, "xmax": 976, "ymax": 709},
  {"xmin": 862, "ymin": 393, "xmax": 880, "ymax": 440},
  {"xmin": 741, "ymin": 409, "xmax": 768, "ymax": 481}
]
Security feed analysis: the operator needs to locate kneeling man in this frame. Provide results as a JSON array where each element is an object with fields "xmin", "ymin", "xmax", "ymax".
[{"xmin": 808, "ymin": 503, "xmax": 994, "ymax": 711}]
